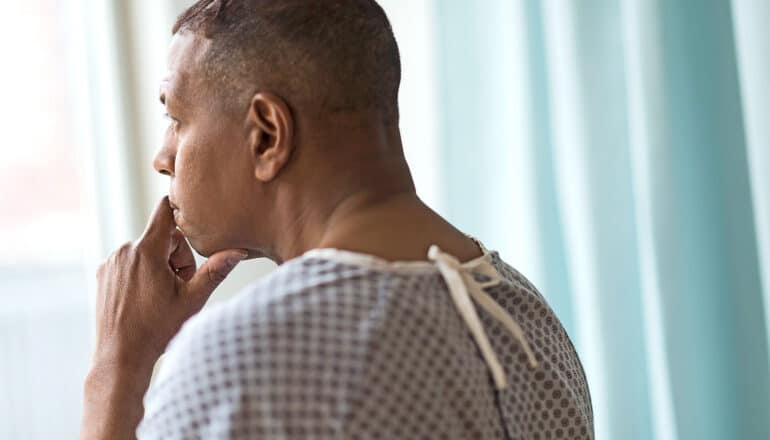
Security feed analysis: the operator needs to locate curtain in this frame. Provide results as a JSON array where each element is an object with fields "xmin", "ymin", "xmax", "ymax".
[{"xmin": 432, "ymin": 1, "xmax": 770, "ymax": 439}]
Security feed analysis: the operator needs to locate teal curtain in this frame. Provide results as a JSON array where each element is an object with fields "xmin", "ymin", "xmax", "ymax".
[{"xmin": 432, "ymin": 1, "xmax": 770, "ymax": 439}]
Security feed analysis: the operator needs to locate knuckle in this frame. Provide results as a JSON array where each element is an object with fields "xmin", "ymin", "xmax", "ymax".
[
  {"xmin": 119, "ymin": 241, "xmax": 134, "ymax": 253},
  {"xmin": 103, "ymin": 242, "xmax": 135, "ymax": 266},
  {"xmin": 133, "ymin": 238, "xmax": 150, "ymax": 253},
  {"xmin": 95, "ymin": 254, "xmax": 111, "ymax": 278},
  {"xmin": 116, "ymin": 241, "xmax": 138, "ymax": 259},
  {"xmin": 208, "ymin": 268, "xmax": 228, "ymax": 284}
]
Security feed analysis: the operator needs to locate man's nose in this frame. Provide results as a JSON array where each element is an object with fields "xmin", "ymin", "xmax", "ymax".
[{"xmin": 153, "ymin": 146, "xmax": 174, "ymax": 177}]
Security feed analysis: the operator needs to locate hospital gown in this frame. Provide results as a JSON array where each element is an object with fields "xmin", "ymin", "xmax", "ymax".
[{"xmin": 137, "ymin": 240, "xmax": 594, "ymax": 439}]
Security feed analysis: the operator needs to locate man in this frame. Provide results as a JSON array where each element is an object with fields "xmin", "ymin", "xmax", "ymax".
[{"xmin": 81, "ymin": 0, "xmax": 593, "ymax": 438}]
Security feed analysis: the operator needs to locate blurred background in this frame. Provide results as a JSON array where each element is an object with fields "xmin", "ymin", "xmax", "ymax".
[{"xmin": 1, "ymin": 0, "xmax": 769, "ymax": 438}]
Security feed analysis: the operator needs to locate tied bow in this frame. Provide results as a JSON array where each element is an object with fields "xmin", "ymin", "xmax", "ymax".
[{"xmin": 428, "ymin": 245, "xmax": 539, "ymax": 390}]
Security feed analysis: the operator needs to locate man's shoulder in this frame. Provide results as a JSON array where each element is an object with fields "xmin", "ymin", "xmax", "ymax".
[
  {"xmin": 199, "ymin": 254, "xmax": 378, "ymax": 328},
  {"xmin": 140, "ymin": 256, "xmax": 387, "ymax": 438},
  {"xmin": 162, "ymin": 254, "xmax": 384, "ymax": 371}
]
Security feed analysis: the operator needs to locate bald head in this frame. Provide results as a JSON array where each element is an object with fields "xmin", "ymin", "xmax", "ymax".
[{"xmin": 173, "ymin": 0, "xmax": 401, "ymax": 122}]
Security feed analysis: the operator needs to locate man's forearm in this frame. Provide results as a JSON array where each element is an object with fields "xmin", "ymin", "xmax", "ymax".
[{"xmin": 80, "ymin": 363, "xmax": 154, "ymax": 440}]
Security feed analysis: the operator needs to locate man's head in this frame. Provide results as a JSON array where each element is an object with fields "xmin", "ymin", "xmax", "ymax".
[
  {"xmin": 171, "ymin": 0, "xmax": 401, "ymax": 117},
  {"xmin": 153, "ymin": 0, "xmax": 408, "ymax": 261}
]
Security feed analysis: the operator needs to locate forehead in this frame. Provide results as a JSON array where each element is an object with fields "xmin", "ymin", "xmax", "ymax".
[{"xmin": 161, "ymin": 32, "xmax": 212, "ymax": 101}]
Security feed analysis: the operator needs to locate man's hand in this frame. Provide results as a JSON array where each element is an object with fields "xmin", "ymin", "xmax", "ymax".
[
  {"xmin": 91, "ymin": 195, "xmax": 248, "ymax": 369},
  {"xmin": 81, "ymin": 196, "xmax": 247, "ymax": 439}
]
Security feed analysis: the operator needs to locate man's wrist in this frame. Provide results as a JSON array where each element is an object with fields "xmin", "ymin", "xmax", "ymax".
[
  {"xmin": 85, "ymin": 361, "xmax": 153, "ymax": 391},
  {"xmin": 81, "ymin": 361, "xmax": 155, "ymax": 440},
  {"xmin": 89, "ymin": 342, "xmax": 163, "ymax": 377},
  {"xmin": 83, "ymin": 362, "xmax": 154, "ymax": 416},
  {"xmin": 83, "ymin": 357, "xmax": 156, "ymax": 416}
]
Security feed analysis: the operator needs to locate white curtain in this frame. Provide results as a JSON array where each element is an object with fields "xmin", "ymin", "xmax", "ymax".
[
  {"xmin": 40, "ymin": 0, "xmax": 768, "ymax": 439},
  {"xmin": 431, "ymin": 1, "xmax": 770, "ymax": 439}
]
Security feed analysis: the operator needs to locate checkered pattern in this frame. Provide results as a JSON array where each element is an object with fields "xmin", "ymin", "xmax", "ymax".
[{"xmin": 137, "ymin": 245, "xmax": 593, "ymax": 439}]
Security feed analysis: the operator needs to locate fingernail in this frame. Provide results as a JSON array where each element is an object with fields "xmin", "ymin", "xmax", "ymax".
[{"xmin": 227, "ymin": 251, "xmax": 248, "ymax": 266}]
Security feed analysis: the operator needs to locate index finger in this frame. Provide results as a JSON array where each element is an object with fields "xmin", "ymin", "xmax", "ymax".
[{"xmin": 137, "ymin": 196, "xmax": 177, "ymax": 254}]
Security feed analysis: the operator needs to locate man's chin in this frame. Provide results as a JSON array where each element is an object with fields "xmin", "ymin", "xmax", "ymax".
[
  {"xmin": 188, "ymin": 237, "xmax": 267, "ymax": 261},
  {"xmin": 186, "ymin": 237, "xmax": 216, "ymax": 259}
]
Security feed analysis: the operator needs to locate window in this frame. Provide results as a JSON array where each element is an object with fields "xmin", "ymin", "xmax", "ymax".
[{"xmin": 0, "ymin": 2, "xmax": 92, "ymax": 438}]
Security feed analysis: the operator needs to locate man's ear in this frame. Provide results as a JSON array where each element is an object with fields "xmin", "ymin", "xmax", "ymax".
[{"xmin": 246, "ymin": 92, "xmax": 294, "ymax": 182}]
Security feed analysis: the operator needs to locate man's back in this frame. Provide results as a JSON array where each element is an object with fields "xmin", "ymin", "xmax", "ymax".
[
  {"xmin": 138, "ymin": 241, "xmax": 593, "ymax": 439},
  {"xmin": 79, "ymin": 2, "xmax": 594, "ymax": 438}
]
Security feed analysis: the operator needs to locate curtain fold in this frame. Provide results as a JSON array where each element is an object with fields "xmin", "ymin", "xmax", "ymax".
[
  {"xmin": 434, "ymin": 1, "xmax": 770, "ymax": 438},
  {"xmin": 653, "ymin": 2, "xmax": 769, "ymax": 439},
  {"xmin": 622, "ymin": 0, "xmax": 678, "ymax": 438},
  {"xmin": 733, "ymin": 0, "xmax": 770, "ymax": 375}
]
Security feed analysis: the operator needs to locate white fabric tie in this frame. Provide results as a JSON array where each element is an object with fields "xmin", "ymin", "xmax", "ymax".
[{"xmin": 428, "ymin": 245, "xmax": 539, "ymax": 390}]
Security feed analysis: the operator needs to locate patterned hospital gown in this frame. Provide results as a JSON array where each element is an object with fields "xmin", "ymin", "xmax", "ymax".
[{"xmin": 137, "ymin": 241, "xmax": 594, "ymax": 439}]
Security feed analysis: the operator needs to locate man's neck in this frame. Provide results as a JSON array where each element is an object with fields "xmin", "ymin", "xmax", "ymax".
[
  {"xmin": 261, "ymin": 114, "xmax": 482, "ymax": 264},
  {"xmin": 271, "ymin": 187, "xmax": 483, "ymax": 265},
  {"xmin": 319, "ymin": 191, "xmax": 483, "ymax": 263}
]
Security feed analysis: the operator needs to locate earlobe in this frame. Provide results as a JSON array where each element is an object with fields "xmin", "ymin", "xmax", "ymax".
[{"xmin": 246, "ymin": 92, "xmax": 294, "ymax": 182}]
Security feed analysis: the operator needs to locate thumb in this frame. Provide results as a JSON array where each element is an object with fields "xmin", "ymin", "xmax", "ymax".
[{"xmin": 185, "ymin": 249, "xmax": 248, "ymax": 300}]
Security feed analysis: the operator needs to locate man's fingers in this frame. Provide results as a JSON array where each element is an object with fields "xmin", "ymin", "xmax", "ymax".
[
  {"xmin": 169, "ymin": 229, "xmax": 196, "ymax": 281},
  {"xmin": 138, "ymin": 196, "xmax": 176, "ymax": 254},
  {"xmin": 185, "ymin": 249, "xmax": 248, "ymax": 300}
]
